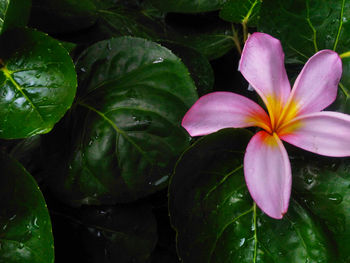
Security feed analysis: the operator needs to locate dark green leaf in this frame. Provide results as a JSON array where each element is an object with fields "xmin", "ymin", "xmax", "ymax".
[
  {"xmin": 292, "ymin": 155, "xmax": 350, "ymax": 263},
  {"xmin": 29, "ymin": 0, "xmax": 97, "ymax": 33},
  {"xmin": 258, "ymin": 0, "xmax": 350, "ymax": 121},
  {"xmin": 92, "ymin": 6, "xmax": 167, "ymax": 42},
  {"xmin": 160, "ymin": 41, "xmax": 214, "ymax": 96},
  {"xmin": 145, "ymin": 0, "xmax": 227, "ymax": 13},
  {"xmin": 219, "ymin": 0, "xmax": 262, "ymax": 26},
  {"xmin": 0, "ymin": 28, "xmax": 77, "ymax": 139},
  {"xmin": 258, "ymin": 0, "xmax": 349, "ymax": 64},
  {"xmin": 45, "ymin": 37, "xmax": 197, "ymax": 205},
  {"xmin": 0, "ymin": 0, "xmax": 31, "ymax": 34},
  {"xmin": 80, "ymin": 205, "xmax": 157, "ymax": 263},
  {"xmin": 169, "ymin": 129, "xmax": 335, "ymax": 262},
  {"xmin": 0, "ymin": 153, "xmax": 54, "ymax": 263}
]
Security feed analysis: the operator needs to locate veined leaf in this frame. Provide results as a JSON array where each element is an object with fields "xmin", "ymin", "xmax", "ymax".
[
  {"xmin": 169, "ymin": 129, "xmax": 335, "ymax": 262},
  {"xmin": 0, "ymin": 28, "xmax": 77, "ymax": 139},
  {"xmin": 44, "ymin": 37, "xmax": 197, "ymax": 205},
  {"xmin": 219, "ymin": 0, "xmax": 262, "ymax": 26},
  {"xmin": 0, "ymin": 153, "xmax": 54, "ymax": 263}
]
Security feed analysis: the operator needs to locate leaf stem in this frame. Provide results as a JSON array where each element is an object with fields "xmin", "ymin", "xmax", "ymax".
[
  {"xmin": 253, "ymin": 202, "xmax": 258, "ymax": 263},
  {"xmin": 231, "ymin": 24, "xmax": 242, "ymax": 54}
]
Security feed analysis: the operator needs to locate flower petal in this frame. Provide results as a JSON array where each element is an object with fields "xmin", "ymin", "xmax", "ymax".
[
  {"xmin": 182, "ymin": 92, "xmax": 271, "ymax": 136},
  {"xmin": 280, "ymin": 111, "xmax": 350, "ymax": 157},
  {"xmin": 285, "ymin": 50, "xmax": 342, "ymax": 115},
  {"xmin": 244, "ymin": 131, "xmax": 291, "ymax": 219},
  {"xmin": 239, "ymin": 32, "xmax": 291, "ymax": 124}
]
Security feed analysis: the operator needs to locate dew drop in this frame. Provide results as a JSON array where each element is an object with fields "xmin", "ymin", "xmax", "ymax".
[
  {"xmin": 327, "ymin": 193, "xmax": 343, "ymax": 204},
  {"xmin": 153, "ymin": 57, "xmax": 164, "ymax": 64}
]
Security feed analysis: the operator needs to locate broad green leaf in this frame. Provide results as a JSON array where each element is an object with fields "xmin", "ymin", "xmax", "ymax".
[
  {"xmin": 79, "ymin": 205, "xmax": 157, "ymax": 263},
  {"xmin": 258, "ymin": 0, "xmax": 350, "ymax": 123},
  {"xmin": 219, "ymin": 0, "xmax": 262, "ymax": 26},
  {"xmin": 169, "ymin": 129, "xmax": 335, "ymax": 262},
  {"xmin": 0, "ymin": 0, "xmax": 31, "ymax": 34},
  {"xmin": 44, "ymin": 37, "xmax": 197, "ymax": 205},
  {"xmin": 292, "ymin": 154, "xmax": 350, "ymax": 263},
  {"xmin": 0, "ymin": 153, "xmax": 54, "ymax": 263},
  {"xmin": 145, "ymin": 0, "xmax": 227, "ymax": 13},
  {"xmin": 258, "ymin": 0, "xmax": 350, "ymax": 64},
  {"xmin": 95, "ymin": 7, "xmax": 235, "ymax": 60},
  {"xmin": 29, "ymin": 0, "xmax": 97, "ymax": 33},
  {"xmin": 91, "ymin": 6, "xmax": 167, "ymax": 42},
  {"xmin": 161, "ymin": 41, "xmax": 214, "ymax": 96},
  {"xmin": 0, "ymin": 28, "xmax": 77, "ymax": 139}
]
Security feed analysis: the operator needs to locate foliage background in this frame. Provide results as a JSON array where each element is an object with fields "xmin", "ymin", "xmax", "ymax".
[{"xmin": 1, "ymin": 0, "xmax": 350, "ymax": 262}]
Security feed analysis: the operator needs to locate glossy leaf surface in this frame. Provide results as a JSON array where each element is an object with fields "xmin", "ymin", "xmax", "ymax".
[
  {"xmin": 161, "ymin": 41, "xmax": 214, "ymax": 96},
  {"xmin": 219, "ymin": 0, "xmax": 262, "ymax": 26},
  {"xmin": 0, "ymin": 153, "xmax": 54, "ymax": 263},
  {"xmin": 0, "ymin": 0, "xmax": 31, "ymax": 34},
  {"xmin": 292, "ymin": 154, "xmax": 350, "ymax": 263},
  {"xmin": 169, "ymin": 129, "xmax": 335, "ymax": 262},
  {"xmin": 0, "ymin": 28, "xmax": 77, "ymax": 139},
  {"xmin": 258, "ymin": 0, "xmax": 350, "ymax": 64},
  {"xmin": 45, "ymin": 37, "xmax": 197, "ymax": 205}
]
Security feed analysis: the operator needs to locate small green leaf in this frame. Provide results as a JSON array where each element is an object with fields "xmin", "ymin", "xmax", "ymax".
[
  {"xmin": 0, "ymin": 152, "xmax": 54, "ymax": 263},
  {"xmin": 219, "ymin": 0, "xmax": 262, "ymax": 26},
  {"xmin": 44, "ymin": 37, "xmax": 197, "ymax": 205},
  {"xmin": 169, "ymin": 129, "xmax": 335, "ymax": 262},
  {"xmin": 145, "ymin": 0, "xmax": 227, "ymax": 13},
  {"xmin": 79, "ymin": 205, "xmax": 158, "ymax": 263},
  {"xmin": 0, "ymin": 28, "xmax": 77, "ymax": 139},
  {"xmin": 0, "ymin": 0, "xmax": 31, "ymax": 34}
]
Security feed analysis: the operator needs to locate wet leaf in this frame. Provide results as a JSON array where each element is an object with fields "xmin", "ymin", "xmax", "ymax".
[
  {"xmin": 0, "ymin": 153, "xmax": 54, "ymax": 263},
  {"xmin": 169, "ymin": 129, "xmax": 335, "ymax": 262},
  {"xmin": 44, "ymin": 37, "xmax": 197, "ymax": 205},
  {"xmin": 0, "ymin": 28, "xmax": 77, "ymax": 139}
]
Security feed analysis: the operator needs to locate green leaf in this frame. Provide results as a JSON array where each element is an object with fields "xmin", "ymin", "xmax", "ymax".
[
  {"xmin": 29, "ymin": 0, "xmax": 97, "ymax": 33},
  {"xmin": 292, "ymin": 154, "xmax": 350, "ymax": 263},
  {"xmin": 79, "ymin": 205, "xmax": 158, "ymax": 263},
  {"xmin": 219, "ymin": 0, "xmax": 262, "ymax": 26},
  {"xmin": 169, "ymin": 129, "xmax": 335, "ymax": 262},
  {"xmin": 44, "ymin": 37, "xmax": 198, "ymax": 205},
  {"xmin": 92, "ymin": 6, "xmax": 168, "ymax": 42},
  {"xmin": 0, "ymin": 28, "xmax": 77, "ymax": 139},
  {"xmin": 145, "ymin": 0, "xmax": 227, "ymax": 13},
  {"xmin": 176, "ymin": 25, "xmax": 235, "ymax": 60},
  {"xmin": 258, "ymin": 0, "xmax": 349, "ymax": 64},
  {"xmin": 160, "ymin": 41, "xmax": 214, "ymax": 96},
  {"xmin": 258, "ymin": 0, "xmax": 350, "ymax": 120},
  {"xmin": 0, "ymin": 152, "xmax": 54, "ymax": 263},
  {"xmin": 0, "ymin": 0, "xmax": 31, "ymax": 34}
]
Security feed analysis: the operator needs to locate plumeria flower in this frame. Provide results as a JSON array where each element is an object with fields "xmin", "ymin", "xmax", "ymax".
[{"xmin": 181, "ymin": 32, "xmax": 350, "ymax": 219}]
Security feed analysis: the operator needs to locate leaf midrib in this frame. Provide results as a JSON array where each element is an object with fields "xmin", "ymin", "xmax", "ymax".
[
  {"xmin": 78, "ymin": 102, "xmax": 153, "ymax": 164},
  {"xmin": 1, "ymin": 67, "xmax": 45, "ymax": 122}
]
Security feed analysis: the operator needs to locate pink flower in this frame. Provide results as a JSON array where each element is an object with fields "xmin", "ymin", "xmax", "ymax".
[{"xmin": 181, "ymin": 32, "xmax": 349, "ymax": 219}]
